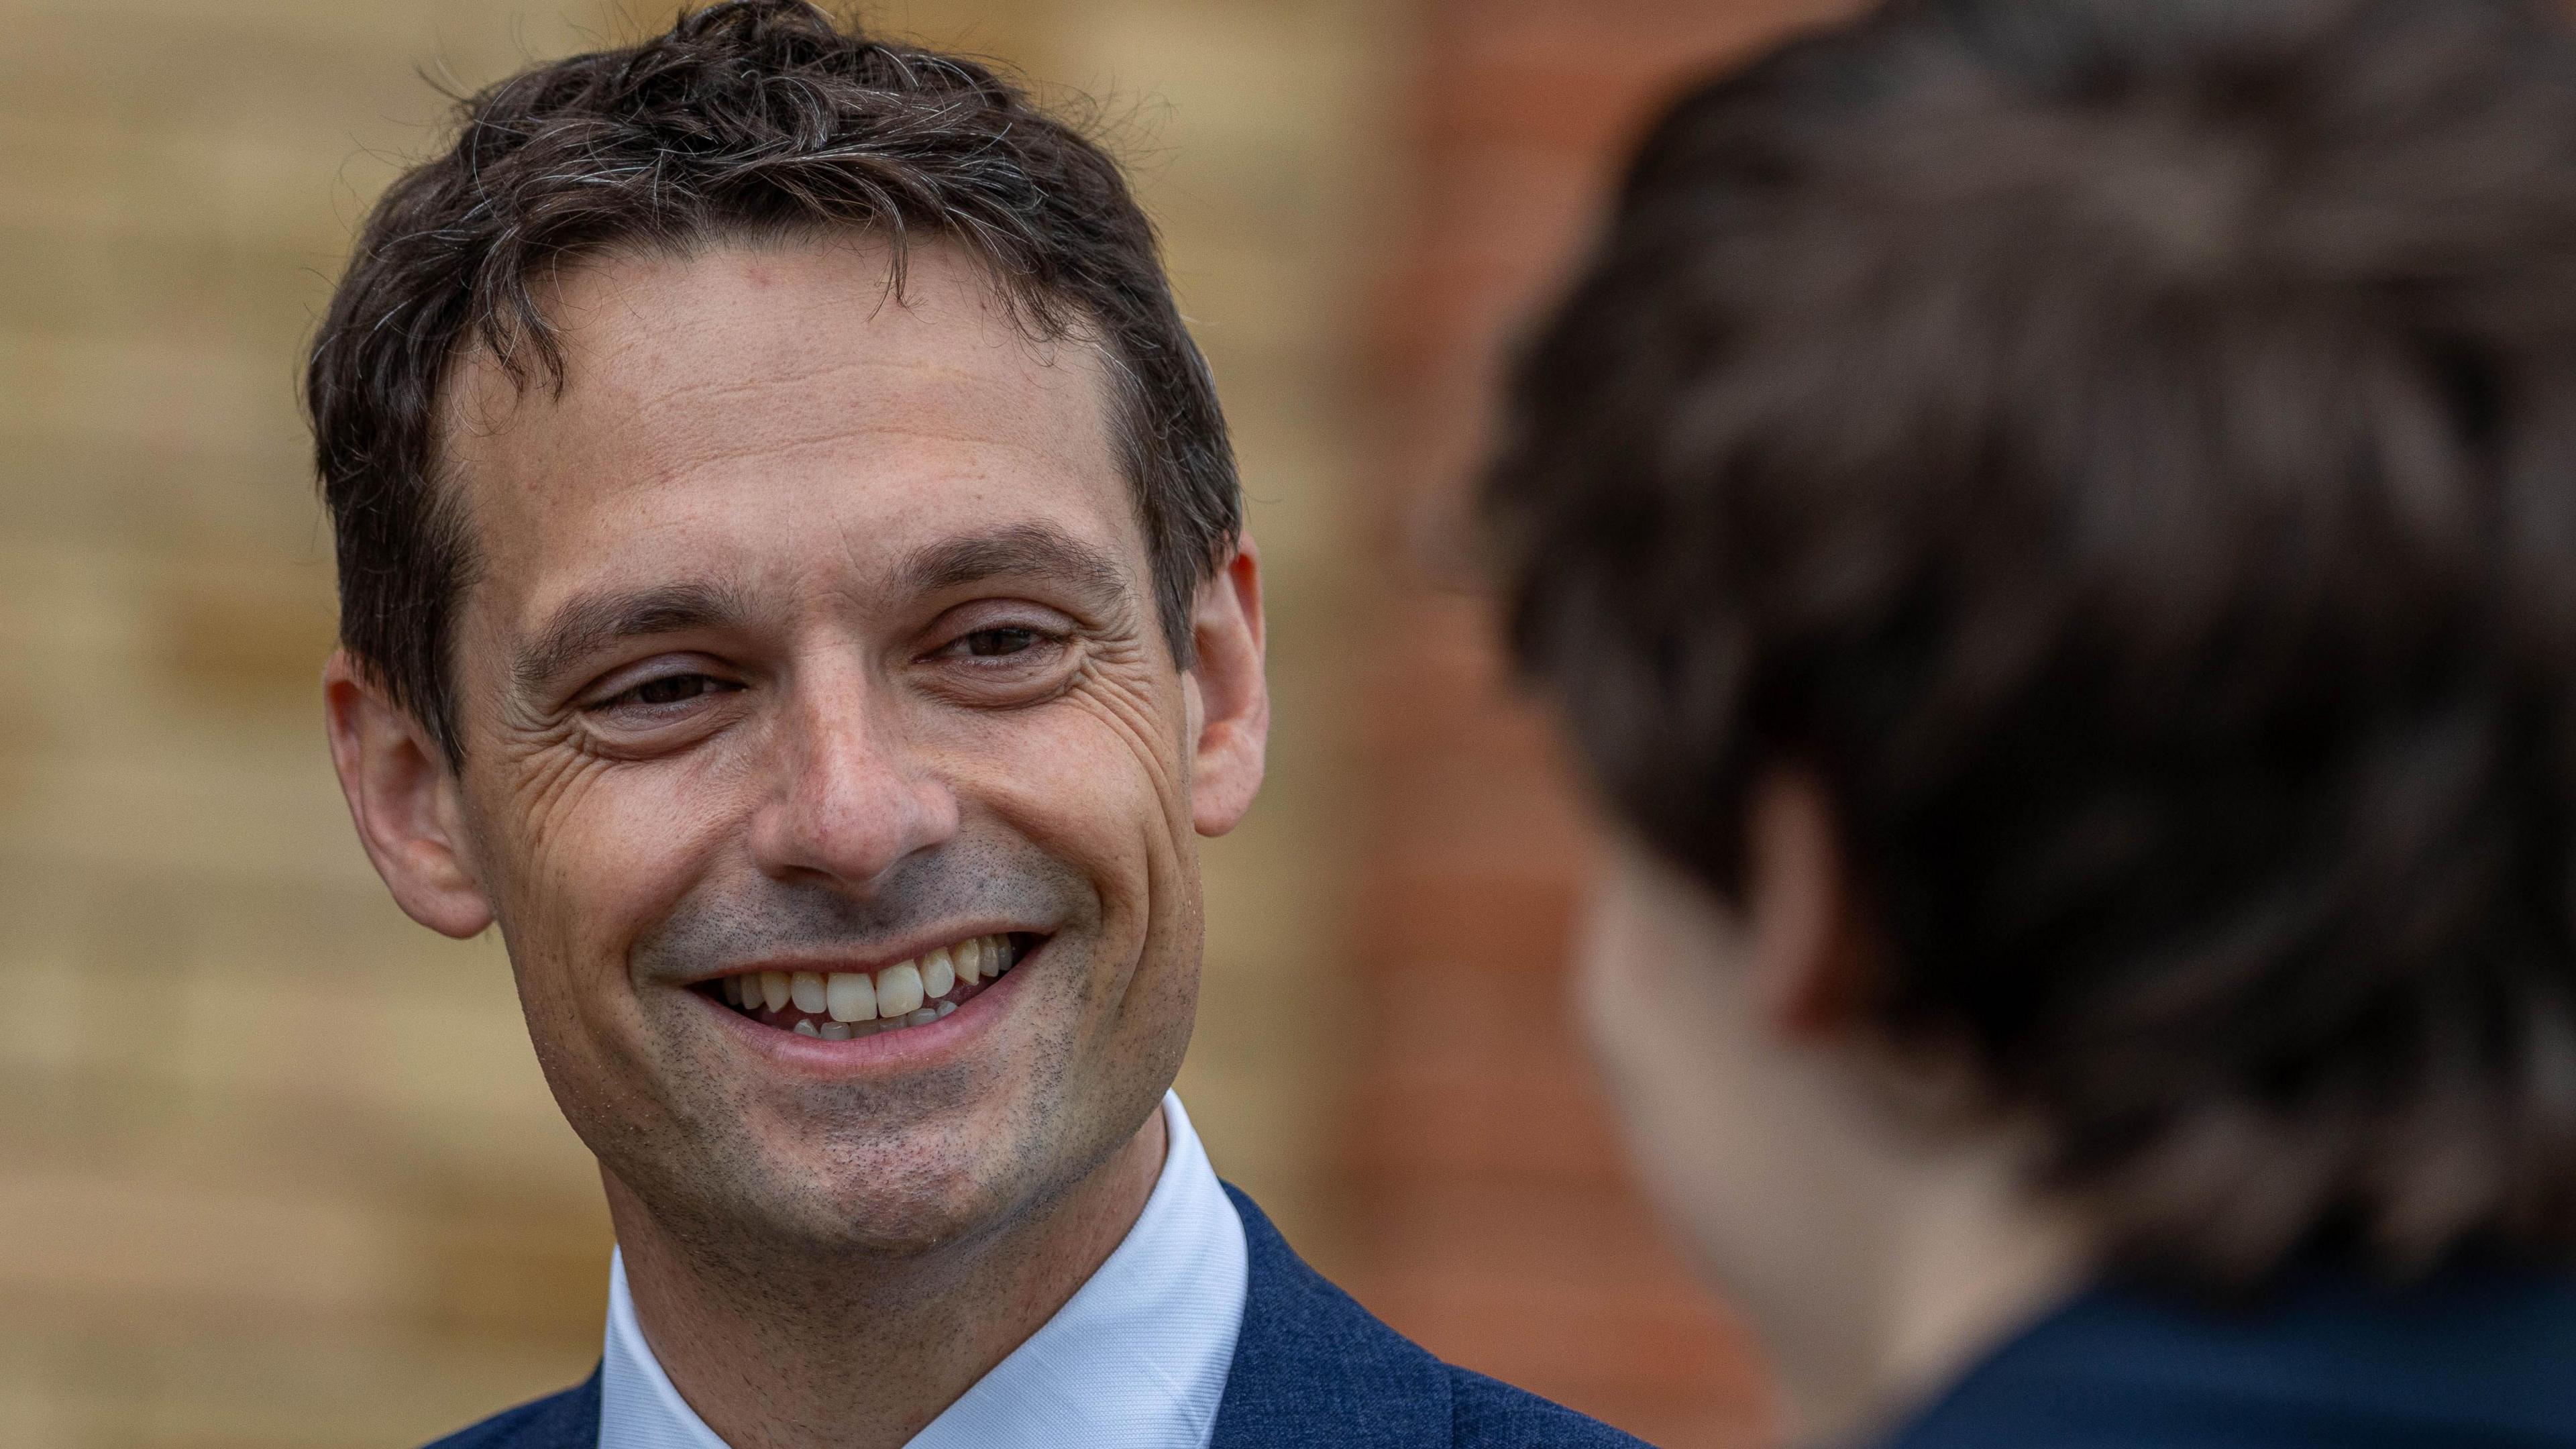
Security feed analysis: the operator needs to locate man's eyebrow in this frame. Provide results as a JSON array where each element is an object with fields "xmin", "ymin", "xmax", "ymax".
[
  {"xmin": 513, "ymin": 582, "xmax": 753, "ymax": 691},
  {"xmin": 896, "ymin": 523, "xmax": 1131, "ymax": 611}
]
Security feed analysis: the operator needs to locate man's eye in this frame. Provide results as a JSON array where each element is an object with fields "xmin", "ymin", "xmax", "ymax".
[
  {"xmin": 611, "ymin": 674, "xmax": 728, "ymax": 708},
  {"xmin": 963, "ymin": 627, "xmax": 1040, "ymax": 658}
]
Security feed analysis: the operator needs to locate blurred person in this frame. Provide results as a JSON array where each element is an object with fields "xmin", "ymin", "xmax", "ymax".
[
  {"xmin": 307, "ymin": 3, "xmax": 1642, "ymax": 1448},
  {"xmin": 1483, "ymin": 0, "xmax": 2576, "ymax": 1444}
]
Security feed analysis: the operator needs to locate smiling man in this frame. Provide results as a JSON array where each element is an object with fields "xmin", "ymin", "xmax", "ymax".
[{"xmin": 305, "ymin": 5, "xmax": 1641, "ymax": 1448}]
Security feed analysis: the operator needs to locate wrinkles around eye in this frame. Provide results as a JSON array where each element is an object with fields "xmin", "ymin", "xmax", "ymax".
[{"xmin": 920, "ymin": 628, "xmax": 1081, "ymax": 705}]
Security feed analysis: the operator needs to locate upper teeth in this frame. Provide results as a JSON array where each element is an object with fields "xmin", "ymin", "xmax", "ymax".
[{"xmin": 719, "ymin": 934, "xmax": 1016, "ymax": 1034}]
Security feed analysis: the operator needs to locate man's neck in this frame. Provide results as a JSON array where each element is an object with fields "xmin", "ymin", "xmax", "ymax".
[{"xmin": 606, "ymin": 1108, "xmax": 1169, "ymax": 1449}]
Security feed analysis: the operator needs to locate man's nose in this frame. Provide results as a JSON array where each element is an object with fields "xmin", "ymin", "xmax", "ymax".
[{"xmin": 748, "ymin": 667, "xmax": 959, "ymax": 890}]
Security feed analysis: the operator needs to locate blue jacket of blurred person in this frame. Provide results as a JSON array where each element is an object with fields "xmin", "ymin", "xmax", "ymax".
[{"xmin": 1483, "ymin": 0, "xmax": 2576, "ymax": 1443}]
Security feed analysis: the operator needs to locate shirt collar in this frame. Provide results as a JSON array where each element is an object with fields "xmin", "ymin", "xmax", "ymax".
[{"xmin": 599, "ymin": 1091, "xmax": 1248, "ymax": 1449}]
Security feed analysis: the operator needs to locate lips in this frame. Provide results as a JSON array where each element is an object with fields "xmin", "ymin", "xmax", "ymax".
[{"xmin": 698, "ymin": 932, "xmax": 1031, "ymax": 1040}]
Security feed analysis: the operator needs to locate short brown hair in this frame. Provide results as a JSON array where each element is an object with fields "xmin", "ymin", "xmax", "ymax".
[
  {"xmin": 1487, "ymin": 0, "xmax": 2576, "ymax": 1286},
  {"xmin": 307, "ymin": 0, "xmax": 1237, "ymax": 760}
]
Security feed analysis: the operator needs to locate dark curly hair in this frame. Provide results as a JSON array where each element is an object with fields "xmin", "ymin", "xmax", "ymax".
[
  {"xmin": 306, "ymin": 0, "xmax": 1237, "ymax": 761},
  {"xmin": 1487, "ymin": 0, "xmax": 2576, "ymax": 1287}
]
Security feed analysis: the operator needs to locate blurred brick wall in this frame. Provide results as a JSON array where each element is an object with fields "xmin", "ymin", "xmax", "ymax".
[
  {"xmin": 0, "ymin": 9, "xmax": 633, "ymax": 1443},
  {"xmin": 1338, "ymin": 3, "xmax": 1866, "ymax": 1446},
  {"xmin": 0, "ymin": 1, "xmax": 1394, "ymax": 1442},
  {"xmin": 0, "ymin": 0, "xmax": 1904, "ymax": 1440}
]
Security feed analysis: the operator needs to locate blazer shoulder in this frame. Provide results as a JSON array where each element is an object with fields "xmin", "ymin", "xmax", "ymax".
[
  {"xmin": 1448, "ymin": 1366, "xmax": 1653, "ymax": 1449},
  {"xmin": 421, "ymin": 1371, "xmax": 601, "ymax": 1449},
  {"xmin": 1218, "ymin": 1183, "xmax": 1644, "ymax": 1449}
]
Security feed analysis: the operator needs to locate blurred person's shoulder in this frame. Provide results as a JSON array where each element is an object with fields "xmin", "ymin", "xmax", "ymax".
[{"xmin": 1882, "ymin": 1265, "xmax": 2576, "ymax": 1449}]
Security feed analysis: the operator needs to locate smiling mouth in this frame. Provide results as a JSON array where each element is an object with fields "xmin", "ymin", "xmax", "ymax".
[{"xmin": 701, "ymin": 933, "xmax": 1036, "ymax": 1040}]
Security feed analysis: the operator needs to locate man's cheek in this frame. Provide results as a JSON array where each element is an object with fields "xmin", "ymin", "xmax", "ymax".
[
  {"xmin": 519, "ymin": 763, "xmax": 702, "ymax": 904},
  {"xmin": 969, "ymin": 723, "xmax": 1165, "ymax": 865},
  {"xmin": 1057, "ymin": 667, "xmax": 1190, "ymax": 800}
]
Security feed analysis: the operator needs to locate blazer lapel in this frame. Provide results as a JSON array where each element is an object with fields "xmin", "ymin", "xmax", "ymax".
[
  {"xmin": 1211, "ymin": 1184, "xmax": 1452, "ymax": 1449},
  {"xmin": 526, "ymin": 1373, "xmax": 601, "ymax": 1449},
  {"xmin": 425, "ymin": 1369, "xmax": 598, "ymax": 1449}
]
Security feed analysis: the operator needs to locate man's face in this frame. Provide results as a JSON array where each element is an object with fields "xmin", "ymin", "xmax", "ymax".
[{"xmin": 380, "ymin": 239, "xmax": 1249, "ymax": 1250}]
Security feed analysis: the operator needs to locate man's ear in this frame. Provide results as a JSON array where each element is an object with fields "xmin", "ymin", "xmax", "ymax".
[
  {"xmin": 1744, "ymin": 771, "xmax": 1874, "ymax": 1040},
  {"xmin": 1183, "ymin": 536, "xmax": 1269, "ymax": 837},
  {"xmin": 322, "ymin": 649, "xmax": 495, "ymax": 938}
]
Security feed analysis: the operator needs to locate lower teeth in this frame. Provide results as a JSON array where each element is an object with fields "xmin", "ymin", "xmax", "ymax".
[{"xmin": 786, "ymin": 1008, "xmax": 944, "ymax": 1038}]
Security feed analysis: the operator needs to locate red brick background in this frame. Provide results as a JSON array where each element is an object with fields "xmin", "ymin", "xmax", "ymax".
[
  {"xmin": 0, "ymin": 0, "xmax": 1879, "ymax": 1437},
  {"xmin": 1341, "ymin": 4, "xmax": 1867, "ymax": 1444}
]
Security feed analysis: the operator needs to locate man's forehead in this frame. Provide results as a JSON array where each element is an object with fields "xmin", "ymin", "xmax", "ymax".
[
  {"xmin": 432, "ymin": 237, "xmax": 1142, "ymax": 627},
  {"xmin": 442, "ymin": 238, "xmax": 1122, "ymax": 493}
]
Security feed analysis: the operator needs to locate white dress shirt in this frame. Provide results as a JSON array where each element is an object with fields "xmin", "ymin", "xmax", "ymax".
[{"xmin": 598, "ymin": 1091, "xmax": 1249, "ymax": 1449}]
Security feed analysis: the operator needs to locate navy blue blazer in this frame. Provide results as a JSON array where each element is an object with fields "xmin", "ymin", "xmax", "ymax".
[
  {"xmin": 426, "ymin": 1184, "xmax": 1643, "ymax": 1449},
  {"xmin": 1882, "ymin": 1266, "xmax": 2576, "ymax": 1448}
]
